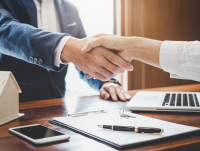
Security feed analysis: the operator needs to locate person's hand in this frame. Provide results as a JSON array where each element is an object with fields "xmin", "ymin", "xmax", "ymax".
[
  {"xmin": 81, "ymin": 35, "xmax": 133, "ymax": 63},
  {"xmin": 61, "ymin": 34, "xmax": 133, "ymax": 81},
  {"xmin": 100, "ymin": 82, "xmax": 131, "ymax": 101},
  {"xmin": 81, "ymin": 34, "xmax": 163, "ymax": 68}
]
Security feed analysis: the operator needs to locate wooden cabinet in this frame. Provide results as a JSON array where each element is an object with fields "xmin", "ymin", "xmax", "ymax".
[{"xmin": 121, "ymin": 0, "xmax": 200, "ymax": 90}]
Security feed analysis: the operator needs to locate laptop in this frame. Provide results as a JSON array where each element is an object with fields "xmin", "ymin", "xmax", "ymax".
[{"xmin": 126, "ymin": 91, "xmax": 200, "ymax": 112}]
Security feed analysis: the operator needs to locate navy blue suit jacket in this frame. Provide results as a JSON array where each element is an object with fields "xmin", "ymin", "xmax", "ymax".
[{"xmin": 0, "ymin": 0, "xmax": 104, "ymax": 101}]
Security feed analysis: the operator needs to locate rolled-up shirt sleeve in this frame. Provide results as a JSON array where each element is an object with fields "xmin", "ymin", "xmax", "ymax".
[{"xmin": 160, "ymin": 40, "xmax": 200, "ymax": 82}]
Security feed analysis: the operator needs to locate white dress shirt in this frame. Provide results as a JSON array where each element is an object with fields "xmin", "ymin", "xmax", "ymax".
[
  {"xmin": 33, "ymin": 0, "xmax": 71, "ymax": 67},
  {"xmin": 160, "ymin": 40, "xmax": 200, "ymax": 82}
]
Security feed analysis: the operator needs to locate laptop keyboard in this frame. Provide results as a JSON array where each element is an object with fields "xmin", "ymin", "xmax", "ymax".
[
  {"xmin": 170, "ymin": 94, "xmax": 176, "ymax": 106},
  {"xmin": 162, "ymin": 93, "xmax": 200, "ymax": 107}
]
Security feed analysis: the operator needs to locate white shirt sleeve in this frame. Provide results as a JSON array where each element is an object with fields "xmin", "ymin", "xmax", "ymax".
[
  {"xmin": 160, "ymin": 40, "xmax": 200, "ymax": 82},
  {"xmin": 54, "ymin": 36, "xmax": 71, "ymax": 67}
]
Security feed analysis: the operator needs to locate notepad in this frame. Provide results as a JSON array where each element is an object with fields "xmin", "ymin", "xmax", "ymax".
[{"xmin": 49, "ymin": 110, "xmax": 200, "ymax": 149}]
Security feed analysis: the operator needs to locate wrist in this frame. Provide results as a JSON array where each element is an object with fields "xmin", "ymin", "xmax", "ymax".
[
  {"xmin": 100, "ymin": 78, "xmax": 121, "ymax": 89},
  {"xmin": 61, "ymin": 37, "xmax": 78, "ymax": 63},
  {"xmin": 128, "ymin": 37, "xmax": 145, "ymax": 60},
  {"xmin": 130, "ymin": 36, "xmax": 163, "ymax": 67}
]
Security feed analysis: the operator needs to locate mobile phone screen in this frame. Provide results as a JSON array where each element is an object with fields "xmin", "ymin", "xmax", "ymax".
[{"xmin": 12, "ymin": 125, "xmax": 64, "ymax": 139}]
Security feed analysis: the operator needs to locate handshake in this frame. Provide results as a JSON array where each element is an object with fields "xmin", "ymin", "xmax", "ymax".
[{"xmin": 61, "ymin": 33, "xmax": 163, "ymax": 81}]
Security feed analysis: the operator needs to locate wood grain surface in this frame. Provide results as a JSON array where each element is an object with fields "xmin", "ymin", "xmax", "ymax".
[
  {"xmin": 121, "ymin": 0, "xmax": 200, "ymax": 90},
  {"xmin": 1, "ymin": 84, "xmax": 200, "ymax": 151}
]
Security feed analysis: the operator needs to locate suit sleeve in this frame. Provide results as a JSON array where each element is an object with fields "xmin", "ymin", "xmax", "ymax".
[
  {"xmin": 76, "ymin": 67, "xmax": 104, "ymax": 91},
  {"xmin": 0, "ymin": 7, "xmax": 70, "ymax": 71}
]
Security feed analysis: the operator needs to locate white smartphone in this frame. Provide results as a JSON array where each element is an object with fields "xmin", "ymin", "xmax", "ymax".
[{"xmin": 9, "ymin": 124, "xmax": 70, "ymax": 145}]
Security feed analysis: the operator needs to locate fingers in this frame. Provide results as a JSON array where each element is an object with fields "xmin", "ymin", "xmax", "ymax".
[
  {"xmin": 101, "ymin": 57, "xmax": 125, "ymax": 74},
  {"xmin": 116, "ymin": 87, "xmax": 126, "ymax": 102},
  {"xmin": 83, "ymin": 59, "xmax": 117, "ymax": 80},
  {"xmin": 82, "ymin": 66, "xmax": 109, "ymax": 81},
  {"xmin": 104, "ymin": 50, "xmax": 133, "ymax": 71},
  {"xmin": 89, "ymin": 66, "xmax": 115, "ymax": 81},
  {"xmin": 82, "ymin": 70, "xmax": 94, "ymax": 79},
  {"xmin": 100, "ymin": 89, "xmax": 110, "ymax": 100},
  {"xmin": 124, "ymin": 92, "xmax": 131, "ymax": 100},
  {"xmin": 100, "ymin": 82, "xmax": 132, "ymax": 102},
  {"xmin": 95, "ymin": 66, "xmax": 115, "ymax": 80},
  {"xmin": 87, "ymin": 72, "xmax": 108, "ymax": 81},
  {"xmin": 87, "ymin": 74, "xmax": 93, "ymax": 79},
  {"xmin": 116, "ymin": 88, "xmax": 132, "ymax": 101},
  {"xmin": 84, "ymin": 47, "xmax": 123, "ymax": 79},
  {"xmin": 108, "ymin": 86, "xmax": 118, "ymax": 101}
]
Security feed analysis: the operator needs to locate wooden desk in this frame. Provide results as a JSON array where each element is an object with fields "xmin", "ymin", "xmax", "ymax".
[{"xmin": 1, "ymin": 84, "xmax": 200, "ymax": 151}]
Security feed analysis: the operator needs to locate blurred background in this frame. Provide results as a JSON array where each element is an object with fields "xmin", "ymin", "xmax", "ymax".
[{"xmin": 66, "ymin": 0, "xmax": 200, "ymax": 97}]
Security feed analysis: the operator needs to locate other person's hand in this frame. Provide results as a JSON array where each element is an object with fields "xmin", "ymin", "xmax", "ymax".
[
  {"xmin": 100, "ymin": 82, "xmax": 131, "ymax": 101},
  {"xmin": 61, "ymin": 34, "xmax": 133, "ymax": 81},
  {"xmin": 81, "ymin": 34, "xmax": 163, "ymax": 68},
  {"xmin": 81, "ymin": 35, "xmax": 133, "ymax": 62}
]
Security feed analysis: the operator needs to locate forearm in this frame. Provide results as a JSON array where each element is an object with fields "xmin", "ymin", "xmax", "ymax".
[
  {"xmin": 0, "ymin": 9, "xmax": 69, "ymax": 71},
  {"xmin": 127, "ymin": 37, "xmax": 163, "ymax": 68}
]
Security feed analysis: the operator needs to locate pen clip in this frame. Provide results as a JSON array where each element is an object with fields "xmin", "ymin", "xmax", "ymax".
[{"xmin": 141, "ymin": 131, "xmax": 163, "ymax": 135}]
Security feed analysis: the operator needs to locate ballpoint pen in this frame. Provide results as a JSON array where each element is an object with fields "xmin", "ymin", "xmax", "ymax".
[{"xmin": 97, "ymin": 125, "xmax": 163, "ymax": 135}]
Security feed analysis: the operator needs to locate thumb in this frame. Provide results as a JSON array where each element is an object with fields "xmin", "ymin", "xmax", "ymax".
[
  {"xmin": 82, "ymin": 36, "xmax": 125, "ymax": 52},
  {"xmin": 81, "ymin": 37, "xmax": 103, "ymax": 52},
  {"xmin": 118, "ymin": 50, "xmax": 133, "ymax": 63}
]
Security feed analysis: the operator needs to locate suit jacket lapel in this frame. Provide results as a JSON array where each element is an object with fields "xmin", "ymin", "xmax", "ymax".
[
  {"xmin": 54, "ymin": 0, "xmax": 73, "ymax": 33},
  {"xmin": 19, "ymin": 0, "xmax": 38, "ymax": 27},
  {"xmin": 19, "ymin": 0, "xmax": 77, "ymax": 35}
]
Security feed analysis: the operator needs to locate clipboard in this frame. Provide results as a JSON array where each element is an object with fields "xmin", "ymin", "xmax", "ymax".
[{"xmin": 49, "ymin": 109, "xmax": 200, "ymax": 149}]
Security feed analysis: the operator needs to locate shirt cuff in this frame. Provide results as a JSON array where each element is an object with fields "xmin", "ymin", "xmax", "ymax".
[
  {"xmin": 54, "ymin": 36, "xmax": 71, "ymax": 67},
  {"xmin": 170, "ymin": 73, "xmax": 187, "ymax": 80},
  {"xmin": 159, "ymin": 41, "xmax": 184, "ymax": 77}
]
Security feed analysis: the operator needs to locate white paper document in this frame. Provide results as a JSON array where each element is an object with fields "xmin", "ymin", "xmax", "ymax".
[{"xmin": 53, "ymin": 110, "xmax": 200, "ymax": 146}]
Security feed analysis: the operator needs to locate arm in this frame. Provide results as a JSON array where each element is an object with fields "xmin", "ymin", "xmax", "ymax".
[
  {"xmin": 61, "ymin": 35, "xmax": 133, "ymax": 81},
  {"xmin": 0, "ymin": 7, "xmax": 132, "ymax": 80},
  {"xmin": 0, "ymin": 8, "xmax": 69, "ymax": 71},
  {"xmin": 128, "ymin": 38, "xmax": 200, "ymax": 82},
  {"xmin": 82, "ymin": 35, "xmax": 162, "ymax": 68},
  {"xmin": 82, "ymin": 34, "xmax": 200, "ymax": 82},
  {"xmin": 159, "ymin": 41, "xmax": 200, "ymax": 81}
]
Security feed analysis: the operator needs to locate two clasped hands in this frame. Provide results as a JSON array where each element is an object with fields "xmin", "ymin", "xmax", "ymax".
[{"xmin": 61, "ymin": 34, "xmax": 163, "ymax": 102}]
